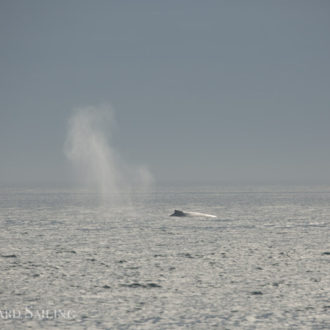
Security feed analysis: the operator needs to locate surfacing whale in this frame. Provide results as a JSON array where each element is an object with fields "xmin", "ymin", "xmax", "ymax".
[{"xmin": 170, "ymin": 210, "xmax": 216, "ymax": 218}]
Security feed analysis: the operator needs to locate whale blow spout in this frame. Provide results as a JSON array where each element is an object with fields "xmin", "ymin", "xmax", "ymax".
[{"xmin": 170, "ymin": 210, "xmax": 217, "ymax": 218}]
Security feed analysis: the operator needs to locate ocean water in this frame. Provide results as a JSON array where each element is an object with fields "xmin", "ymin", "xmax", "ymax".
[{"xmin": 0, "ymin": 184, "xmax": 329, "ymax": 329}]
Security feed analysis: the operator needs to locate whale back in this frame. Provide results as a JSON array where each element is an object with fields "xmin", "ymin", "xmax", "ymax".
[
  {"xmin": 170, "ymin": 210, "xmax": 217, "ymax": 218},
  {"xmin": 171, "ymin": 210, "xmax": 186, "ymax": 217}
]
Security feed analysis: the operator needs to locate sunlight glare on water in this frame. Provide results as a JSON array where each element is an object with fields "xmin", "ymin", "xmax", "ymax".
[{"xmin": 0, "ymin": 184, "xmax": 329, "ymax": 329}]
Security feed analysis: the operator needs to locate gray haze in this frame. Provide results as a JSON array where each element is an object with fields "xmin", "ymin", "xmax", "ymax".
[{"xmin": 1, "ymin": 0, "xmax": 330, "ymax": 185}]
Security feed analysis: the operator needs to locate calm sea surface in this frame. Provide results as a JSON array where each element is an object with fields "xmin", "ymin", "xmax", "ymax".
[{"xmin": 0, "ymin": 184, "xmax": 329, "ymax": 329}]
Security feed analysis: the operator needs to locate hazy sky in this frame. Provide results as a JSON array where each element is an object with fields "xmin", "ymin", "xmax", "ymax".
[{"xmin": 1, "ymin": 0, "xmax": 330, "ymax": 185}]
